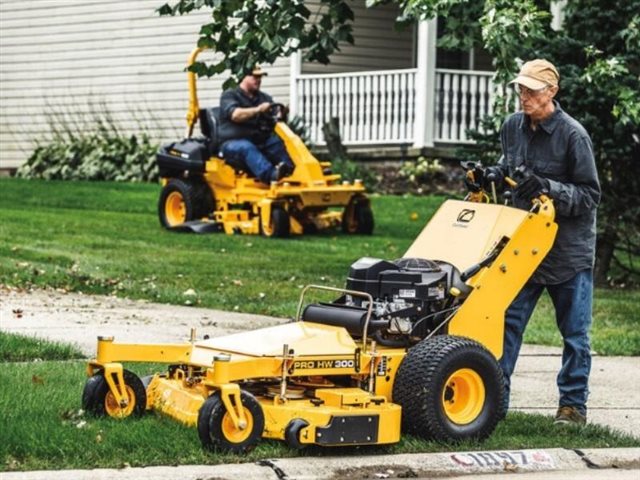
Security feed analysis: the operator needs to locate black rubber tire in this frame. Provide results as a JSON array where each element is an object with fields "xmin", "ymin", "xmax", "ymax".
[
  {"xmin": 342, "ymin": 195, "xmax": 374, "ymax": 235},
  {"xmin": 261, "ymin": 207, "xmax": 290, "ymax": 238},
  {"xmin": 197, "ymin": 390, "xmax": 264, "ymax": 453},
  {"xmin": 393, "ymin": 335, "xmax": 505, "ymax": 443},
  {"xmin": 82, "ymin": 369, "xmax": 147, "ymax": 418},
  {"xmin": 285, "ymin": 418, "xmax": 309, "ymax": 449},
  {"xmin": 158, "ymin": 178, "xmax": 214, "ymax": 228}
]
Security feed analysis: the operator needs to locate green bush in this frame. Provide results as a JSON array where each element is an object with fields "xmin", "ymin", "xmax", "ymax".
[
  {"xmin": 17, "ymin": 117, "xmax": 159, "ymax": 183},
  {"xmin": 399, "ymin": 156, "xmax": 446, "ymax": 187}
]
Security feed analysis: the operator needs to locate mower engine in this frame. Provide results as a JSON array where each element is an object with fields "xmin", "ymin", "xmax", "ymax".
[{"xmin": 303, "ymin": 257, "xmax": 470, "ymax": 346}]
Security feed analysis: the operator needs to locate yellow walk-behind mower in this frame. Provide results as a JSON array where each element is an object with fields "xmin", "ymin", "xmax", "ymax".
[
  {"xmin": 155, "ymin": 48, "xmax": 373, "ymax": 237},
  {"xmin": 83, "ymin": 167, "xmax": 558, "ymax": 451}
]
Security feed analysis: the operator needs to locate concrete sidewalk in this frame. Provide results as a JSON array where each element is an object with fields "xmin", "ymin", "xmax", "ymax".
[
  {"xmin": 3, "ymin": 448, "xmax": 639, "ymax": 480},
  {"xmin": 510, "ymin": 345, "xmax": 640, "ymax": 437}
]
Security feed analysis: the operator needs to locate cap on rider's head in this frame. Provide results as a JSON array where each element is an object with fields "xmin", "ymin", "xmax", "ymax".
[
  {"xmin": 249, "ymin": 65, "xmax": 268, "ymax": 77},
  {"xmin": 509, "ymin": 59, "xmax": 559, "ymax": 90}
]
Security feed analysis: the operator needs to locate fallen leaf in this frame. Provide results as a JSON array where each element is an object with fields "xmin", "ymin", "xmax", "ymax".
[
  {"xmin": 31, "ymin": 375, "xmax": 44, "ymax": 385},
  {"xmin": 232, "ymin": 279, "xmax": 243, "ymax": 286}
]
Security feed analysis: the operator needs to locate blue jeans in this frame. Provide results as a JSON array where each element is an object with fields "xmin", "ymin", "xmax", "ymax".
[
  {"xmin": 499, "ymin": 269, "xmax": 593, "ymax": 416},
  {"xmin": 221, "ymin": 134, "xmax": 293, "ymax": 184}
]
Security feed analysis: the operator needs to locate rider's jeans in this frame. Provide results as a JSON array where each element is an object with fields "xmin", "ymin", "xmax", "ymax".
[
  {"xmin": 499, "ymin": 269, "xmax": 593, "ymax": 416},
  {"xmin": 221, "ymin": 134, "xmax": 293, "ymax": 184}
]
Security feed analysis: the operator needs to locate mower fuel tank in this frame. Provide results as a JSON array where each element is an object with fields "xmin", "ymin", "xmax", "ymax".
[
  {"xmin": 346, "ymin": 257, "xmax": 448, "ymax": 301},
  {"xmin": 378, "ymin": 268, "xmax": 447, "ymax": 301},
  {"xmin": 157, "ymin": 138, "xmax": 208, "ymax": 177},
  {"xmin": 346, "ymin": 257, "xmax": 397, "ymax": 294}
]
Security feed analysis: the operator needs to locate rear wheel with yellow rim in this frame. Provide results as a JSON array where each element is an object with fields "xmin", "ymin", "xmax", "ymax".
[
  {"xmin": 158, "ymin": 178, "xmax": 214, "ymax": 228},
  {"xmin": 393, "ymin": 335, "xmax": 504, "ymax": 442},
  {"xmin": 197, "ymin": 390, "xmax": 264, "ymax": 453}
]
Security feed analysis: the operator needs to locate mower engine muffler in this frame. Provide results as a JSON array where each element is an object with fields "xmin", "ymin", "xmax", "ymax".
[{"xmin": 302, "ymin": 303, "xmax": 387, "ymax": 336}]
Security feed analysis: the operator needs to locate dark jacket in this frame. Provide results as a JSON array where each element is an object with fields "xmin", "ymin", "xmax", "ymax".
[
  {"xmin": 499, "ymin": 101, "xmax": 601, "ymax": 284},
  {"xmin": 218, "ymin": 87, "xmax": 274, "ymax": 144}
]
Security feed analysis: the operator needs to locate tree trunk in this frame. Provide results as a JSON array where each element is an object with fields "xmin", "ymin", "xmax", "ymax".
[
  {"xmin": 322, "ymin": 117, "xmax": 348, "ymax": 161},
  {"xmin": 594, "ymin": 225, "xmax": 618, "ymax": 286}
]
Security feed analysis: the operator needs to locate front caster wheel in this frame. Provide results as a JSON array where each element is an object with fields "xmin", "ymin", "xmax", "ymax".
[
  {"xmin": 82, "ymin": 369, "xmax": 147, "ymax": 418},
  {"xmin": 285, "ymin": 418, "xmax": 309, "ymax": 449},
  {"xmin": 342, "ymin": 195, "xmax": 374, "ymax": 234},
  {"xmin": 197, "ymin": 390, "xmax": 264, "ymax": 453},
  {"xmin": 261, "ymin": 206, "xmax": 290, "ymax": 238}
]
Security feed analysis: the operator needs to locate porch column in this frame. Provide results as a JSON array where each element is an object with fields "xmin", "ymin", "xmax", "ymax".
[
  {"xmin": 413, "ymin": 19, "xmax": 437, "ymax": 148},
  {"xmin": 289, "ymin": 51, "xmax": 301, "ymax": 117}
]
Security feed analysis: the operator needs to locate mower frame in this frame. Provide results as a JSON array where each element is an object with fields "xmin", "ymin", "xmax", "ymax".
[
  {"xmin": 156, "ymin": 48, "xmax": 373, "ymax": 237},
  {"xmin": 84, "ymin": 188, "xmax": 557, "ymax": 451}
]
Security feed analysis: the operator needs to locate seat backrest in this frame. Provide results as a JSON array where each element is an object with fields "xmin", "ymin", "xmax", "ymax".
[{"xmin": 199, "ymin": 107, "xmax": 221, "ymax": 152}]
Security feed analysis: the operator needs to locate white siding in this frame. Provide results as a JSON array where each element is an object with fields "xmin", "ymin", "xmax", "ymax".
[
  {"xmin": 0, "ymin": 0, "xmax": 291, "ymax": 169},
  {"xmin": 301, "ymin": 0, "xmax": 414, "ymax": 74}
]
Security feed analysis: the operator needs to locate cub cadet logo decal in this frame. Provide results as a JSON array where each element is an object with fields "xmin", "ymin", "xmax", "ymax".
[
  {"xmin": 457, "ymin": 209, "xmax": 475, "ymax": 223},
  {"xmin": 293, "ymin": 359, "xmax": 355, "ymax": 370}
]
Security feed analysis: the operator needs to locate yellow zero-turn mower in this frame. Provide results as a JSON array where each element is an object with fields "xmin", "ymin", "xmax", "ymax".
[
  {"xmin": 155, "ymin": 48, "xmax": 373, "ymax": 237},
  {"xmin": 83, "ymin": 169, "xmax": 557, "ymax": 452}
]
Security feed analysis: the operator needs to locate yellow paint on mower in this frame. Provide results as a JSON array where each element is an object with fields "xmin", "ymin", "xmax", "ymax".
[{"xmin": 84, "ymin": 179, "xmax": 558, "ymax": 452}]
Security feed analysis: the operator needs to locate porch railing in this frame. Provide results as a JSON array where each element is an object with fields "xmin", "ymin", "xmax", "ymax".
[
  {"xmin": 294, "ymin": 68, "xmax": 418, "ymax": 145},
  {"xmin": 293, "ymin": 68, "xmax": 497, "ymax": 146},
  {"xmin": 434, "ymin": 69, "xmax": 495, "ymax": 143}
]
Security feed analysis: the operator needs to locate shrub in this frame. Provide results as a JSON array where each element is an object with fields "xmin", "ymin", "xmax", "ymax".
[{"xmin": 17, "ymin": 114, "xmax": 159, "ymax": 183}]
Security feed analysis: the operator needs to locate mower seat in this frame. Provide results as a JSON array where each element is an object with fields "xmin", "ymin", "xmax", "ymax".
[
  {"xmin": 199, "ymin": 107, "xmax": 252, "ymax": 175},
  {"xmin": 199, "ymin": 107, "xmax": 221, "ymax": 155}
]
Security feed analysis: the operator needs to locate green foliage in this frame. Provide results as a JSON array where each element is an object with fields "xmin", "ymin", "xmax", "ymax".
[
  {"xmin": 398, "ymin": 156, "xmax": 447, "ymax": 187},
  {"xmin": 527, "ymin": 0, "xmax": 640, "ymax": 284},
  {"xmin": 17, "ymin": 113, "xmax": 159, "ymax": 183},
  {"xmin": 329, "ymin": 157, "xmax": 378, "ymax": 186},
  {"xmin": 157, "ymin": 0, "xmax": 355, "ymax": 88},
  {"xmin": 410, "ymin": 0, "xmax": 640, "ymax": 284},
  {"xmin": 0, "ymin": 331, "xmax": 84, "ymax": 362},
  {"xmin": 286, "ymin": 114, "xmax": 312, "ymax": 146}
]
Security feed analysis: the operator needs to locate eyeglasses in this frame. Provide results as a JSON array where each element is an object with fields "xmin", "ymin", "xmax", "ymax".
[{"xmin": 514, "ymin": 84, "xmax": 549, "ymax": 97}]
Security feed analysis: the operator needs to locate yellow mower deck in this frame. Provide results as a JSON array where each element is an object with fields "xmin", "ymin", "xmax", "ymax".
[{"xmin": 84, "ymin": 195, "xmax": 557, "ymax": 451}]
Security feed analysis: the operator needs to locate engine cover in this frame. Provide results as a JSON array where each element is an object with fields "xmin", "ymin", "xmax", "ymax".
[{"xmin": 346, "ymin": 257, "xmax": 448, "ymax": 302}]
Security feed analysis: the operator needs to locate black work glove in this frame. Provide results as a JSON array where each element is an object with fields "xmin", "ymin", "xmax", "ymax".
[
  {"xmin": 515, "ymin": 173, "xmax": 550, "ymax": 199},
  {"xmin": 464, "ymin": 166, "xmax": 484, "ymax": 192}
]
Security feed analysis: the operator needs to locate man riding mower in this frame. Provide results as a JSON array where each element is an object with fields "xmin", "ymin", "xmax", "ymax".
[
  {"xmin": 155, "ymin": 48, "xmax": 373, "ymax": 237},
  {"xmin": 82, "ymin": 163, "xmax": 558, "ymax": 452}
]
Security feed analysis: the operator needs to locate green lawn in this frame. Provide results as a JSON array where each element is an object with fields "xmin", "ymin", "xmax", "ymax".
[
  {"xmin": 0, "ymin": 332, "xmax": 84, "ymax": 362},
  {"xmin": 1, "ymin": 178, "xmax": 638, "ymax": 355},
  {"xmin": 1, "ymin": 178, "xmax": 639, "ymax": 471},
  {"xmin": 1, "ymin": 359, "xmax": 637, "ymax": 472}
]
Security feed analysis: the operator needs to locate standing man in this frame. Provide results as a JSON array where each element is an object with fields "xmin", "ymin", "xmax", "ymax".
[
  {"xmin": 218, "ymin": 66, "xmax": 294, "ymax": 184},
  {"xmin": 495, "ymin": 59, "xmax": 601, "ymax": 425}
]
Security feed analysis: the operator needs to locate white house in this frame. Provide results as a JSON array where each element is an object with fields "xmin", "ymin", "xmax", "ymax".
[{"xmin": 1, "ymin": 0, "xmax": 548, "ymax": 171}]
